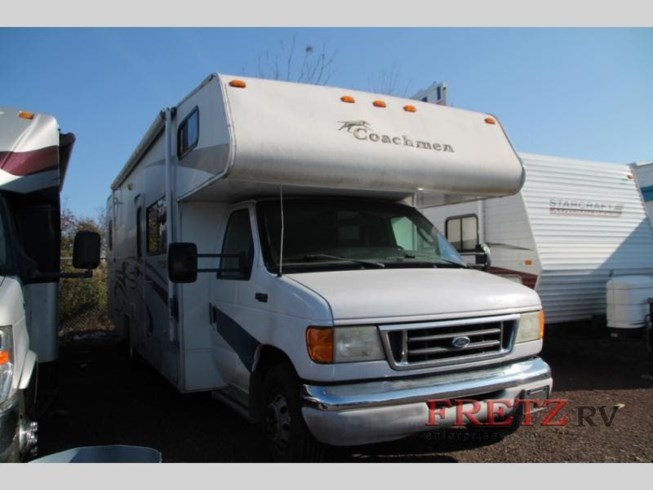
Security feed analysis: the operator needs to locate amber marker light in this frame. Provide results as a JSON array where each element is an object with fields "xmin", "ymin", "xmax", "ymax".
[
  {"xmin": 403, "ymin": 105, "xmax": 417, "ymax": 113},
  {"xmin": 306, "ymin": 327, "xmax": 334, "ymax": 363},
  {"xmin": 229, "ymin": 80, "xmax": 247, "ymax": 88},
  {"xmin": 484, "ymin": 117, "xmax": 497, "ymax": 125},
  {"xmin": 539, "ymin": 311, "xmax": 546, "ymax": 339},
  {"xmin": 18, "ymin": 111, "xmax": 35, "ymax": 120},
  {"xmin": 373, "ymin": 100, "xmax": 387, "ymax": 108},
  {"xmin": 0, "ymin": 350, "xmax": 10, "ymax": 365},
  {"xmin": 341, "ymin": 95, "xmax": 356, "ymax": 103}
]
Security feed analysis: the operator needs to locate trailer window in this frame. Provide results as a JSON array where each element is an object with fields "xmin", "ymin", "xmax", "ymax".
[
  {"xmin": 146, "ymin": 198, "xmax": 166, "ymax": 256},
  {"xmin": 445, "ymin": 215, "xmax": 478, "ymax": 252},
  {"xmin": 177, "ymin": 107, "xmax": 199, "ymax": 159},
  {"xmin": 219, "ymin": 209, "xmax": 253, "ymax": 280}
]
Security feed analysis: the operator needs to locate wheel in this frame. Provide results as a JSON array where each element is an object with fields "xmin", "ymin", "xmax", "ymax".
[
  {"xmin": 2, "ymin": 425, "xmax": 20, "ymax": 463},
  {"xmin": 262, "ymin": 365, "xmax": 325, "ymax": 462},
  {"xmin": 2, "ymin": 389, "xmax": 38, "ymax": 462}
]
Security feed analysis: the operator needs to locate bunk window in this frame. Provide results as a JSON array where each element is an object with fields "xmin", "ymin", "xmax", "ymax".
[
  {"xmin": 445, "ymin": 214, "xmax": 479, "ymax": 252},
  {"xmin": 146, "ymin": 198, "xmax": 166, "ymax": 256},
  {"xmin": 177, "ymin": 107, "xmax": 199, "ymax": 159}
]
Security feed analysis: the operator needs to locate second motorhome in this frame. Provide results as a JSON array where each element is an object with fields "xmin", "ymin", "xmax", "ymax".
[
  {"xmin": 0, "ymin": 107, "xmax": 100, "ymax": 462},
  {"xmin": 107, "ymin": 74, "xmax": 552, "ymax": 460}
]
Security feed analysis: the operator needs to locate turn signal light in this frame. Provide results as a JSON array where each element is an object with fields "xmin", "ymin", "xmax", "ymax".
[
  {"xmin": 306, "ymin": 327, "xmax": 333, "ymax": 363},
  {"xmin": 539, "ymin": 311, "xmax": 546, "ymax": 339}
]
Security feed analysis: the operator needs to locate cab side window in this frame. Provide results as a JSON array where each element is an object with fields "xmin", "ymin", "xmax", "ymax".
[{"xmin": 219, "ymin": 209, "xmax": 253, "ymax": 280}]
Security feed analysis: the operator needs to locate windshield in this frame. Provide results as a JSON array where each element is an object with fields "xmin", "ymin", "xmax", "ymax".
[{"xmin": 257, "ymin": 198, "xmax": 466, "ymax": 274}]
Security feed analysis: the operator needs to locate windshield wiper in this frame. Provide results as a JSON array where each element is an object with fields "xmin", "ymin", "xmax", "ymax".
[
  {"xmin": 398, "ymin": 253, "xmax": 467, "ymax": 268},
  {"xmin": 303, "ymin": 254, "xmax": 386, "ymax": 269},
  {"xmin": 433, "ymin": 257, "xmax": 468, "ymax": 268}
]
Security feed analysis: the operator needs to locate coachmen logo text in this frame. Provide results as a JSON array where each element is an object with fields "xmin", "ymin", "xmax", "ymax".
[{"xmin": 338, "ymin": 120, "xmax": 454, "ymax": 153}]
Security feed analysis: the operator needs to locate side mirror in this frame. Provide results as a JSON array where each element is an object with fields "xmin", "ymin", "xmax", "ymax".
[
  {"xmin": 73, "ymin": 231, "xmax": 101, "ymax": 270},
  {"xmin": 475, "ymin": 243, "xmax": 492, "ymax": 272},
  {"xmin": 168, "ymin": 243, "xmax": 198, "ymax": 283}
]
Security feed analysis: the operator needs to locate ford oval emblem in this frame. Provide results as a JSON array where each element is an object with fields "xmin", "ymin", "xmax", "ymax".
[{"xmin": 451, "ymin": 336, "xmax": 471, "ymax": 349}]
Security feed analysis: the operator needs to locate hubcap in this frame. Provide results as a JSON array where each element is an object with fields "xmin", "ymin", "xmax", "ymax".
[{"xmin": 265, "ymin": 392, "xmax": 291, "ymax": 455}]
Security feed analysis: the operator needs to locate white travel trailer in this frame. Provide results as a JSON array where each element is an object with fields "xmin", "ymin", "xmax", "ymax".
[
  {"xmin": 0, "ymin": 107, "xmax": 100, "ymax": 461},
  {"xmin": 424, "ymin": 153, "xmax": 653, "ymax": 326},
  {"xmin": 107, "ymin": 74, "xmax": 552, "ymax": 461}
]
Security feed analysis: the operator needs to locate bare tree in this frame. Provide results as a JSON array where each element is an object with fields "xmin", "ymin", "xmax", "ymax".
[
  {"xmin": 368, "ymin": 64, "xmax": 412, "ymax": 97},
  {"xmin": 256, "ymin": 36, "xmax": 336, "ymax": 86}
]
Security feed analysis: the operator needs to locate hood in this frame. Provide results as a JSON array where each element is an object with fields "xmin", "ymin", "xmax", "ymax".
[{"xmin": 286, "ymin": 268, "xmax": 541, "ymax": 323}]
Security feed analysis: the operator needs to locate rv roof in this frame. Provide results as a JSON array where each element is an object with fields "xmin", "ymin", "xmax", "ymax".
[{"xmin": 0, "ymin": 107, "xmax": 69, "ymax": 193}]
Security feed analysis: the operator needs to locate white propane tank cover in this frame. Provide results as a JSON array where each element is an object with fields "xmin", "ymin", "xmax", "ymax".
[{"xmin": 606, "ymin": 275, "xmax": 653, "ymax": 329}]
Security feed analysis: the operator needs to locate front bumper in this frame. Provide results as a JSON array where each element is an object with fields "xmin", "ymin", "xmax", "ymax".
[
  {"xmin": 0, "ymin": 397, "xmax": 18, "ymax": 461},
  {"xmin": 301, "ymin": 357, "xmax": 552, "ymax": 446}
]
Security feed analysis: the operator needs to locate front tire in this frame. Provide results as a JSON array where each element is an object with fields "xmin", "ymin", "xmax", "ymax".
[{"xmin": 262, "ymin": 365, "xmax": 324, "ymax": 462}]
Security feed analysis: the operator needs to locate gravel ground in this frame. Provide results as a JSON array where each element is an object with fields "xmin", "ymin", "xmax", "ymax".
[{"xmin": 34, "ymin": 327, "xmax": 653, "ymax": 463}]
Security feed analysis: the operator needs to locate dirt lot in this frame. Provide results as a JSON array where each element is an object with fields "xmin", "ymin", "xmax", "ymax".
[{"xmin": 34, "ymin": 326, "xmax": 653, "ymax": 463}]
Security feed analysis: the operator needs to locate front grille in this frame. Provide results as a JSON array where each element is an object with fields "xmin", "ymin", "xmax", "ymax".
[{"xmin": 380, "ymin": 314, "xmax": 517, "ymax": 370}]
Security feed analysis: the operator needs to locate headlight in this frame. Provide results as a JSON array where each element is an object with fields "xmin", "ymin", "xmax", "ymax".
[
  {"xmin": 0, "ymin": 325, "xmax": 13, "ymax": 403},
  {"xmin": 515, "ymin": 311, "xmax": 545, "ymax": 343},
  {"xmin": 306, "ymin": 326, "xmax": 385, "ymax": 363}
]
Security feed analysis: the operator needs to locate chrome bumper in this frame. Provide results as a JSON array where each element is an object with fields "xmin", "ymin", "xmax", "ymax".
[
  {"xmin": 0, "ymin": 397, "xmax": 18, "ymax": 461},
  {"xmin": 301, "ymin": 357, "xmax": 552, "ymax": 446}
]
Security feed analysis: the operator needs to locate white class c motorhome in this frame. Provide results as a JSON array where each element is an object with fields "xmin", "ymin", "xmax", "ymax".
[
  {"xmin": 0, "ymin": 107, "xmax": 100, "ymax": 462},
  {"xmin": 107, "ymin": 74, "xmax": 552, "ymax": 461}
]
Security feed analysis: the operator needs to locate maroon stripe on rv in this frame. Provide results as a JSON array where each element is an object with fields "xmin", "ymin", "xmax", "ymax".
[
  {"xmin": 0, "ymin": 146, "xmax": 58, "ymax": 176},
  {"xmin": 488, "ymin": 266, "xmax": 538, "ymax": 289}
]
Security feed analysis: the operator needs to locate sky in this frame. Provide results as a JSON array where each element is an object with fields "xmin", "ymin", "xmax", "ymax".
[{"xmin": 1, "ymin": 27, "xmax": 652, "ymax": 219}]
